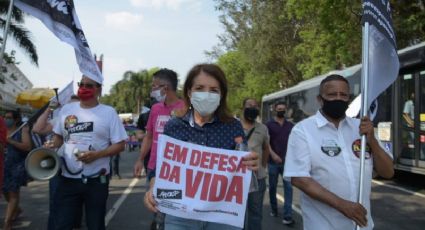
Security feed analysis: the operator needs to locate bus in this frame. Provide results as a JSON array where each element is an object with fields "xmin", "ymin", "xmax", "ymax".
[{"xmin": 261, "ymin": 42, "xmax": 425, "ymax": 175}]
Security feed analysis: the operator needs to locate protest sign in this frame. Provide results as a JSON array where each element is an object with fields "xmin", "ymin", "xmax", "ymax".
[{"xmin": 154, "ymin": 134, "xmax": 252, "ymax": 228}]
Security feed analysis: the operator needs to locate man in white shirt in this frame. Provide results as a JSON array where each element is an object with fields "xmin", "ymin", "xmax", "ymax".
[
  {"xmin": 50, "ymin": 75, "xmax": 127, "ymax": 230},
  {"xmin": 284, "ymin": 74, "xmax": 394, "ymax": 230}
]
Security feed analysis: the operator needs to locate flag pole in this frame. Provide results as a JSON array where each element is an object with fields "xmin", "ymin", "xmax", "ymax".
[
  {"xmin": 356, "ymin": 21, "xmax": 370, "ymax": 230},
  {"xmin": 0, "ymin": 0, "xmax": 15, "ymax": 69}
]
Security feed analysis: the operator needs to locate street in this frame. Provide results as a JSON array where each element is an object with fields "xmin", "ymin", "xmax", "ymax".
[{"xmin": 1, "ymin": 149, "xmax": 424, "ymax": 230}]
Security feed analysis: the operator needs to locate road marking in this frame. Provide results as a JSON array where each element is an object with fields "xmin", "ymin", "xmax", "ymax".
[
  {"xmin": 105, "ymin": 178, "xmax": 140, "ymax": 226},
  {"xmin": 372, "ymin": 180, "xmax": 425, "ymax": 199},
  {"xmin": 276, "ymin": 193, "xmax": 302, "ymax": 215}
]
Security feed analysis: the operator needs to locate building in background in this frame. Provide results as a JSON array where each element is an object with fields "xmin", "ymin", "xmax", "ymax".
[{"xmin": 0, "ymin": 62, "xmax": 33, "ymax": 110}]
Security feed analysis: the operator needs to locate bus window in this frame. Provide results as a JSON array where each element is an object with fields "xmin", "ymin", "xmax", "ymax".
[
  {"xmin": 420, "ymin": 70, "xmax": 425, "ymax": 161},
  {"xmin": 400, "ymin": 73, "xmax": 415, "ymax": 160}
]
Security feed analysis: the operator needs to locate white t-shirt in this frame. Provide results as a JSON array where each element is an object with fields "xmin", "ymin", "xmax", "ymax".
[
  {"xmin": 284, "ymin": 111, "xmax": 391, "ymax": 230},
  {"xmin": 53, "ymin": 102, "xmax": 127, "ymax": 178}
]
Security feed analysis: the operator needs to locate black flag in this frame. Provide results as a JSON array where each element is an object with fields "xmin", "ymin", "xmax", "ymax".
[
  {"xmin": 14, "ymin": 0, "xmax": 103, "ymax": 84},
  {"xmin": 362, "ymin": 0, "xmax": 399, "ymax": 108}
]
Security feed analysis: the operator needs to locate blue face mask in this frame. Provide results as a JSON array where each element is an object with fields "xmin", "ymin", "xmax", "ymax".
[{"xmin": 5, "ymin": 118, "xmax": 15, "ymax": 128}]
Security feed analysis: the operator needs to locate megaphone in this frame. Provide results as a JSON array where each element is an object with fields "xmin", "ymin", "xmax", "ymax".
[{"xmin": 25, "ymin": 147, "xmax": 60, "ymax": 180}]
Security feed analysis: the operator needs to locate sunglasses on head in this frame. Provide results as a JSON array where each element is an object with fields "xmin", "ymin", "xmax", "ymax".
[{"xmin": 78, "ymin": 82, "xmax": 99, "ymax": 89}]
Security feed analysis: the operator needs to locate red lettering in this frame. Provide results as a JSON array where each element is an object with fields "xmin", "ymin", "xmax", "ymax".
[
  {"xmin": 209, "ymin": 153, "xmax": 220, "ymax": 170},
  {"xmin": 169, "ymin": 165, "xmax": 180, "ymax": 184},
  {"xmin": 208, "ymin": 175, "xmax": 228, "ymax": 202},
  {"xmin": 218, "ymin": 154, "xmax": 228, "ymax": 172},
  {"xmin": 236, "ymin": 159, "xmax": 247, "ymax": 173},
  {"xmin": 190, "ymin": 150, "xmax": 201, "ymax": 166},
  {"xmin": 173, "ymin": 145, "xmax": 188, "ymax": 164},
  {"xmin": 227, "ymin": 156, "xmax": 238, "ymax": 172},
  {"xmin": 225, "ymin": 176, "xmax": 243, "ymax": 204},
  {"xmin": 200, "ymin": 152, "xmax": 211, "ymax": 169},
  {"xmin": 185, "ymin": 169, "xmax": 203, "ymax": 198},
  {"xmin": 200, "ymin": 172, "xmax": 212, "ymax": 201},
  {"xmin": 159, "ymin": 161, "xmax": 171, "ymax": 179},
  {"xmin": 164, "ymin": 142, "xmax": 174, "ymax": 160}
]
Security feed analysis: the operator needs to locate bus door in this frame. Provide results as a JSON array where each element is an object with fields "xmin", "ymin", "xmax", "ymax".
[{"xmin": 398, "ymin": 69, "xmax": 425, "ymax": 169}]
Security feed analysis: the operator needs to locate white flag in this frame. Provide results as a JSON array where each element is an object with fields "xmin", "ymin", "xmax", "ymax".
[
  {"xmin": 362, "ymin": 0, "xmax": 400, "ymax": 109},
  {"xmin": 14, "ymin": 0, "xmax": 103, "ymax": 84}
]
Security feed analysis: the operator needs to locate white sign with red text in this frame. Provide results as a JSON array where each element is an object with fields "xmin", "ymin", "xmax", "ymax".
[{"xmin": 154, "ymin": 134, "xmax": 252, "ymax": 228}]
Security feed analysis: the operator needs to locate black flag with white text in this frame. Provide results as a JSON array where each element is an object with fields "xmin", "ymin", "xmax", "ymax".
[
  {"xmin": 14, "ymin": 0, "xmax": 103, "ymax": 84},
  {"xmin": 362, "ymin": 0, "xmax": 399, "ymax": 109}
]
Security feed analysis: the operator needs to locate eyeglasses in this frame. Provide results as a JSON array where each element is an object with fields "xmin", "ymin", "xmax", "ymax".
[{"xmin": 78, "ymin": 82, "xmax": 99, "ymax": 89}]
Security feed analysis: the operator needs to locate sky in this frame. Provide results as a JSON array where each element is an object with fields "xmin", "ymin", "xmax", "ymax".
[{"xmin": 6, "ymin": 0, "xmax": 224, "ymax": 94}]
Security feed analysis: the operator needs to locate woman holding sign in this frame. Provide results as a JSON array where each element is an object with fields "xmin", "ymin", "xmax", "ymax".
[{"xmin": 144, "ymin": 63, "xmax": 259, "ymax": 230}]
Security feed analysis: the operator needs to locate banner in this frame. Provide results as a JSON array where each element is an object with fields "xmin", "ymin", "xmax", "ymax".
[
  {"xmin": 14, "ymin": 0, "xmax": 103, "ymax": 84},
  {"xmin": 154, "ymin": 135, "xmax": 252, "ymax": 228},
  {"xmin": 51, "ymin": 80, "xmax": 74, "ymax": 117},
  {"xmin": 362, "ymin": 0, "xmax": 399, "ymax": 108}
]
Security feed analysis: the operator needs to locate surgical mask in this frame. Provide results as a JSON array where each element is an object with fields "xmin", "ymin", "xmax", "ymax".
[
  {"xmin": 276, "ymin": 111, "xmax": 286, "ymax": 118},
  {"xmin": 150, "ymin": 89, "xmax": 166, "ymax": 102},
  {"xmin": 190, "ymin": 92, "xmax": 220, "ymax": 116},
  {"xmin": 321, "ymin": 96, "xmax": 349, "ymax": 119},
  {"xmin": 244, "ymin": 108, "xmax": 259, "ymax": 122},
  {"xmin": 77, "ymin": 87, "xmax": 96, "ymax": 101},
  {"xmin": 5, "ymin": 118, "xmax": 14, "ymax": 128}
]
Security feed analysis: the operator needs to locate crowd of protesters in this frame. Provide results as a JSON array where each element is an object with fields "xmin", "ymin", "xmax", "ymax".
[{"xmin": 0, "ymin": 64, "xmax": 393, "ymax": 230}]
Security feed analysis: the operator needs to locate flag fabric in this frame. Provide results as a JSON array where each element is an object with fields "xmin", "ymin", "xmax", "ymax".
[
  {"xmin": 362, "ymin": 0, "xmax": 400, "ymax": 109},
  {"xmin": 51, "ymin": 80, "xmax": 74, "ymax": 118},
  {"xmin": 26, "ymin": 81, "xmax": 75, "ymax": 125},
  {"xmin": 14, "ymin": 0, "xmax": 103, "ymax": 84}
]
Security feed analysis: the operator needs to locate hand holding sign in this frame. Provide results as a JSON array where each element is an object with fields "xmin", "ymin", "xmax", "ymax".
[
  {"xmin": 242, "ymin": 151, "xmax": 259, "ymax": 171},
  {"xmin": 144, "ymin": 178, "xmax": 159, "ymax": 213}
]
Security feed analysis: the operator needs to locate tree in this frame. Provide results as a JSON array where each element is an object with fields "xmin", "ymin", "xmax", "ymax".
[
  {"xmin": 0, "ymin": 0, "xmax": 38, "ymax": 65},
  {"xmin": 213, "ymin": 0, "xmax": 425, "ymax": 94},
  {"xmin": 100, "ymin": 68, "xmax": 157, "ymax": 114},
  {"xmin": 213, "ymin": 0, "xmax": 303, "ymax": 111}
]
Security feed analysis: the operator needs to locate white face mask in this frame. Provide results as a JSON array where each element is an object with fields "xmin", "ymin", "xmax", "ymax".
[
  {"xmin": 150, "ymin": 89, "xmax": 166, "ymax": 102},
  {"xmin": 190, "ymin": 92, "xmax": 220, "ymax": 116}
]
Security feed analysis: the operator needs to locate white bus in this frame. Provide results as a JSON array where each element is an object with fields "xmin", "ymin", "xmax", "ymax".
[{"xmin": 262, "ymin": 42, "xmax": 425, "ymax": 175}]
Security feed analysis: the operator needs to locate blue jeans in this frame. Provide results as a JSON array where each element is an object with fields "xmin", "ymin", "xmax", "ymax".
[
  {"xmin": 165, "ymin": 215, "xmax": 242, "ymax": 230},
  {"xmin": 268, "ymin": 164, "xmax": 293, "ymax": 219},
  {"xmin": 54, "ymin": 176, "xmax": 109, "ymax": 230},
  {"xmin": 245, "ymin": 178, "xmax": 266, "ymax": 230}
]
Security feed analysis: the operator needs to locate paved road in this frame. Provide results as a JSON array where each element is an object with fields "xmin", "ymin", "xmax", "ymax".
[{"xmin": 1, "ymin": 150, "xmax": 424, "ymax": 229}]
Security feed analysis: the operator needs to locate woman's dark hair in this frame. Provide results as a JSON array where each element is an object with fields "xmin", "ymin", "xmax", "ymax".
[
  {"xmin": 5, "ymin": 109, "xmax": 22, "ymax": 126},
  {"xmin": 181, "ymin": 63, "xmax": 233, "ymax": 122}
]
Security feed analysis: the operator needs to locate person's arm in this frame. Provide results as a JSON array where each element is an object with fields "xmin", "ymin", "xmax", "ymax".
[
  {"xmin": 268, "ymin": 145, "xmax": 282, "ymax": 164},
  {"xmin": 32, "ymin": 108, "xmax": 53, "ymax": 135},
  {"xmin": 7, "ymin": 126, "xmax": 32, "ymax": 152},
  {"xmin": 360, "ymin": 116, "xmax": 394, "ymax": 179},
  {"xmin": 0, "ymin": 118, "xmax": 6, "ymax": 153},
  {"xmin": 291, "ymin": 177, "xmax": 368, "ymax": 227},
  {"xmin": 402, "ymin": 113, "xmax": 414, "ymax": 127},
  {"xmin": 78, "ymin": 141, "xmax": 125, "ymax": 164},
  {"xmin": 262, "ymin": 141, "xmax": 270, "ymax": 167},
  {"xmin": 133, "ymin": 131, "xmax": 153, "ymax": 177},
  {"xmin": 144, "ymin": 177, "xmax": 158, "ymax": 212}
]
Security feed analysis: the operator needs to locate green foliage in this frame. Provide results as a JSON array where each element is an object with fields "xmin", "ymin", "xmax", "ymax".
[
  {"xmin": 212, "ymin": 0, "xmax": 425, "ymax": 106},
  {"xmin": 0, "ymin": 0, "xmax": 38, "ymax": 65},
  {"xmin": 100, "ymin": 69, "xmax": 156, "ymax": 114}
]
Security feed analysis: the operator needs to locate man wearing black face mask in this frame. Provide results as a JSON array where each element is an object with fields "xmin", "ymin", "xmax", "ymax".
[
  {"xmin": 265, "ymin": 101, "xmax": 295, "ymax": 225},
  {"xmin": 240, "ymin": 98, "xmax": 271, "ymax": 230},
  {"xmin": 284, "ymin": 74, "xmax": 394, "ymax": 230}
]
